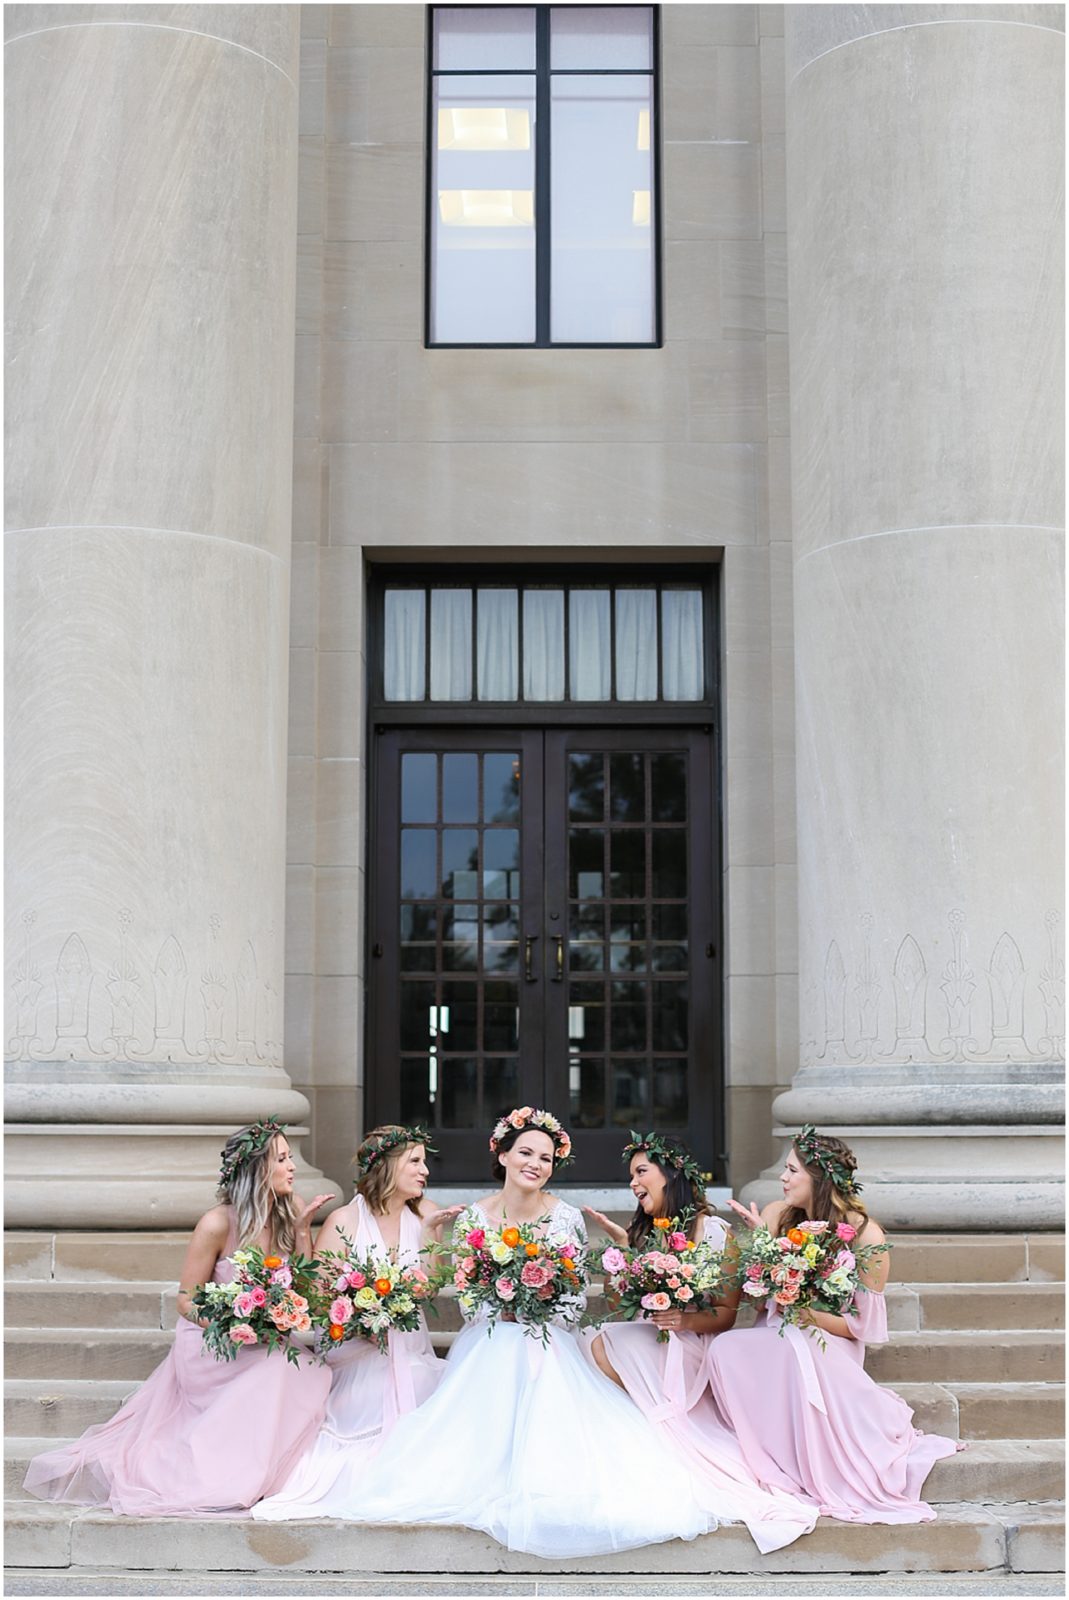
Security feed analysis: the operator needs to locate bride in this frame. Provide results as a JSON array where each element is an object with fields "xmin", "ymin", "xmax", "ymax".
[{"xmin": 335, "ymin": 1107, "xmax": 718, "ymax": 1557}]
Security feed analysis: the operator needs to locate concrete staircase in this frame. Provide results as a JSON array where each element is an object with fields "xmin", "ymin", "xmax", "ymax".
[{"xmin": 4, "ymin": 1229, "xmax": 1065, "ymax": 1591}]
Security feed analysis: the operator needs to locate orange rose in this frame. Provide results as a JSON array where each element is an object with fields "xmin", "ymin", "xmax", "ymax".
[
  {"xmin": 653, "ymin": 1217, "xmax": 672, "ymax": 1231},
  {"xmin": 502, "ymin": 1227, "xmax": 520, "ymax": 1248},
  {"xmin": 561, "ymin": 1257, "xmax": 575, "ymax": 1270},
  {"xmin": 263, "ymin": 1256, "xmax": 283, "ymax": 1270},
  {"xmin": 524, "ymin": 1243, "xmax": 540, "ymax": 1257},
  {"xmin": 787, "ymin": 1228, "xmax": 807, "ymax": 1247},
  {"xmin": 374, "ymin": 1278, "xmax": 392, "ymax": 1297},
  {"xmin": 329, "ymin": 1324, "xmax": 345, "ymax": 1341}
]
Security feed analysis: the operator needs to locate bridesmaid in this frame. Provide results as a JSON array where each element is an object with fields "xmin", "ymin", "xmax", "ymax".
[
  {"xmin": 253, "ymin": 1123, "xmax": 461, "ymax": 1520},
  {"xmin": 582, "ymin": 1133, "xmax": 818, "ymax": 1553},
  {"xmin": 24, "ymin": 1121, "xmax": 334, "ymax": 1515},
  {"xmin": 706, "ymin": 1125, "xmax": 961, "ymax": 1523}
]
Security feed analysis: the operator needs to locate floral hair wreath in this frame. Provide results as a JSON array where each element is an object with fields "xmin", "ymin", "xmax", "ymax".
[
  {"xmin": 622, "ymin": 1131, "xmax": 711, "ymax": 1192},
  {"xmin": 356, "ymin": 1124, "xmax": 437, "ymax": 1178},
  {"xmin": 489, "ymin": 1107, "xmax": 573, "ymax": 1169},
  {"xmin": 794, "ymin": 1124, "xmax": 862, "ymax": 1198},
  {"xmin": 218, "ymin": 1119, "xmax": 288, "ymax": 1189}
]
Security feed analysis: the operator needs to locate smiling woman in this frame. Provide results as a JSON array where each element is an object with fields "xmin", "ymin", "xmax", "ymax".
[{"xmin": 23, "ymin": 1123, "xmax": 333, "ymax": 1515}]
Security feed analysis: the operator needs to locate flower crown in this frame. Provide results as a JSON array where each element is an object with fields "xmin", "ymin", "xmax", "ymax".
[
  {"xmin": 218, "ymin": 1119, "xmax": 287, "ymax": 1189},
  {"xmin": 794, "ymin": 1124, "xmax": 862, "ymax": 1197},
  {"xmin": 355, "ymin": 1125, "xmax": 436, "ymax": 1178},
  {"xmin": 623, "ymin": 1131, "xmax": 711, "ymax": 1192},
  {"xmin": 489, "ymin": 1107, "xmax": 573, "ymax": 1169}
]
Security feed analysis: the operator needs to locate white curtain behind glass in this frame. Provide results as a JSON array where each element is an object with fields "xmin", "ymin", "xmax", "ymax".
[
  {"xmin": 615, "ymin": 588, "xmax": 657, "ymax": 700},
  {"xmin": 477, "ymin": 589, "xmax": 518, "ymax": 699},
  {"xmin": 430, "ymin": 589, "xmax": 473, "ymax": 700},
  {"xmin": 522, "ymin": 590, "xmax": 565, "ymax": 701},
  {"xmin": 569, "ymin": 589, "xmax": 612, "ymax": 699},
  {"xmin": 661, "ymin": 590, "xmax": 703, "ymax": 701},
  {"xmin": 384, "ymin": 590, "xmax": 426, "ymax": 701}
]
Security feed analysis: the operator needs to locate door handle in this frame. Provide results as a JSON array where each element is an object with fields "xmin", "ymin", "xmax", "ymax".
[
  {"xmin": 524, "ymin": 935, "xmax": 538, "ymax": 983},
  {"xmin": 552, "ymin": 934, "xmax": 564, "ymax": 982}
]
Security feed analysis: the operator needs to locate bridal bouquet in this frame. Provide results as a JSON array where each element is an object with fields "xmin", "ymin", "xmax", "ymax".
[
  {"xmin": 193, "ymin": 1248, "xmax": 318, "ymax": 1366},
  {"xmin": 731, "ymin": 1220, "xmax": 888, "ymax": 1347},
  {"xmin": 452, "ymin": 1215, "xmax": 586, "ymax": 1342},
  {"xmin": 599, "ymin": 1216, "xmax": 726, "ymax": 1342},
  {"xmin": 317, "ymin": 1236, "xmax": 440, "ymax": 1354}
]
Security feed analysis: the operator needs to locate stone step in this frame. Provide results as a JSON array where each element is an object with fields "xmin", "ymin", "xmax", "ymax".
[
  {"xmin": 865, "ymin": 1330, "xmax": 1064, "ymax": 1387},
  {"xmin": 5, "ymin": 1381, "xmax": 139, "ymax": 1439},
  {"xmin": 5, "ymin": 1433, "xmax": 1064, "ymax": 1509},
  {"xmin": 6, "ymin": 1230, "xmax": 1064, "ymax": 1285},
  {"xmin": 4, "ymin": 1283, "xmax": 178, "ymax": 1330},
  {"xmin": 3, "ymin": 1501, "xmax": 1064, "ymax": 1575},
  {"xmin": 950, "ymin": 1381, "xmax": 1067, "ymax": 1441},
  {"xmin": 5, "ymin": 1331, "xmax": 174, "ymax": 1383}
]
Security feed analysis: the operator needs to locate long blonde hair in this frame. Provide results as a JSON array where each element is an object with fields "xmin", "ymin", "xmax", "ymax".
[
  {"xmin": 217, "ymin": 1129, "xmax": 299, "ymax": 1254},
  {"xmin": 354, "ymin": 1125, "xmax": 423, "ymax": 1217}
]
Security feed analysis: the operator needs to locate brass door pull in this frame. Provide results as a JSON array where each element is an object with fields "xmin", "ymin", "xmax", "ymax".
[
  {"xmin": 552, "ymin": 934, "xmax": 564, "ymax": 981},
  {"xmin": 524, "ymin": 934, "xmax": 538, "ymax": 982}
]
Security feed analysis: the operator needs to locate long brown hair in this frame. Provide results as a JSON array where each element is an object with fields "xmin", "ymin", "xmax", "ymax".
[
  {"xmin": 217, "ymin": 1129, "xmax": 299, "ymax": 1254},
  {"xmin": 778, "ymin": 1133, "xmax": 871, "ymax": 1239},
  {"xmin": 353, "ymin": 1125, "xmax": 423, "ymax": 1217}
]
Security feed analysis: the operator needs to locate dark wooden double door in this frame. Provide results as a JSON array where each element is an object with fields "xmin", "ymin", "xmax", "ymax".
[{"xmin": 369, "ymin": 726, "xmax": 721, "ymax": 1182}]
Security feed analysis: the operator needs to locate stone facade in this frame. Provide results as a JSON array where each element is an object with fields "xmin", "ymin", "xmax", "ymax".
[{"xmin": 5, "ymin": 3, "xmax": 1064, "ymax": 1229}]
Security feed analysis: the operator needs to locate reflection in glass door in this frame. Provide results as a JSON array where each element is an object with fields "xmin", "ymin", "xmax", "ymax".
[{"xmin": 369, "ymin": 727, "xmax": 719, "ymax": 1181}]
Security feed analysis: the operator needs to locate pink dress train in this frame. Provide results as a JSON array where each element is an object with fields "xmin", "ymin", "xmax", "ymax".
[
  {"xmin": 23, "ymin": 1209, "xmax": 332, "ymax": 1516},
  {"xmin": 582, "ymin": 1215, "xmax": 818, "ymax": 1553},
  {"xmin": 705, "ymin": 1280, "xmax": 962, "ymax": 1523},
  {"xmin": 252, "ymin": 1195, "xmax": 442, "ymax": 1520}
]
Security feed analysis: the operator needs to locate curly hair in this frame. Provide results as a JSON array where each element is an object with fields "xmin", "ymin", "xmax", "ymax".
[
  {"xmin": 354, "ymin": 1125, "xmax": 424, "ymax": 1217},
  {"xmin": 217, "ymin": 1127, "xmax": 299, "ymax": 1255}
]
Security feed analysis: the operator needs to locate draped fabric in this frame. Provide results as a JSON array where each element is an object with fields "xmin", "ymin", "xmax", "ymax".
[
  {"xmin": 384, "ymin": 590, "xmax": 426, "ymax": 701},
  {"xmin": 477, "ymin": 589, "xmax": 518, "ymax": 700},
  {"xmin": 615, "ymin": 588, "xmax": 658, "ymax": 700},
  {"xmin": 522, "ymin": 589, "xmax": 565, "ymax": 701},
  {"xmin": 661, "ymin": 590, "xmax": 703, "ymax": 701},
  {"xmin": 569, "ymin": 589, "xmax": 611, "ymax": 700},
  {"xmin": 430, "ymin": 589, "xmax": 473, "ymax": 701}
]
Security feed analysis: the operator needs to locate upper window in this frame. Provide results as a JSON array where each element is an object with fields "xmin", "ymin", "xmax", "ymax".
[{"xmin": 428, "ymin": 6, "xmax": 660, "ymax": 347}]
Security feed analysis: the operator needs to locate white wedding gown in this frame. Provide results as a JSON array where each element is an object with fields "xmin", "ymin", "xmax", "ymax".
[{"xmin": 334, "ymin": 1200, "xmax": 717, "ymax": 1557}]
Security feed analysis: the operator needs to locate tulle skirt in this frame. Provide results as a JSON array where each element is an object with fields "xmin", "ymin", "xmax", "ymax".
[{"xmin": 338, "ymin": 1318, "xmax": 717, "ymax": 1557}]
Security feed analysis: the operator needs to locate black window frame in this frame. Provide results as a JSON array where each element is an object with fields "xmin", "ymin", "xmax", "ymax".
[{"xmin": 425, "ymin": 3, "xmax": 663, "ymax": 350}]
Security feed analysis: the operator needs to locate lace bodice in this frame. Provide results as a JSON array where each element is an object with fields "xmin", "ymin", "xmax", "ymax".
[{"xmin": 452, "ymin": 1199, "xmax": 589, "ymax": 1324}]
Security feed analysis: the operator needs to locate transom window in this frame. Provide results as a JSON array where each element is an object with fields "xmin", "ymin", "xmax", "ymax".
[
  {"xmin": 428, "ymin": 5, "xmax": 660, "ymax": 346},
  {"xmin": 380, "ymin": 578, "xmax": 705, "ymax": 704}
]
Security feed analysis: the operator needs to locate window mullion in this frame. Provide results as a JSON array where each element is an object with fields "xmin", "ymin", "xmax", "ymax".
[{"xmin": 535, "ymin": 6, "xmax": 551, "ymax": 346}]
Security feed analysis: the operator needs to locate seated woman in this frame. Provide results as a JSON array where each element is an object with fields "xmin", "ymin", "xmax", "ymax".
[
  {"xmin": 24, "ymin": 1121, "xmax": 334, "ymax": 1515},
  {"xmin": 334, "ymin": 1107, "xmax": 721, "ymax": 1558},
  {"xmin": 582, "ymin": 1133, "xmax": 817, "ymax": 1553},
  {"xmin": 706, "ymin": 1126, "xmax": 962, "ymax": 1523},
  {"xmin": 253, "ymin": 1123, "xmax": 460, "ymax": 1520}
]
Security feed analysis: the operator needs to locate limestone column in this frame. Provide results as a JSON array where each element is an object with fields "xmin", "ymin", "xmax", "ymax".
[
  {"xmin": 4, "ymin": 4, "xmax": 335, "ymax": 1226},
  {"xmin": 748, "ymin": 5, "xmax": 1064, "ymax": 1226}
]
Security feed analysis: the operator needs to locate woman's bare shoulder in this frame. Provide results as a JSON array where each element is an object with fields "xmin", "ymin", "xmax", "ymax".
[
  {"xmin": 193, "ymin": 1205, "xmax": 231, "ymax": 1243},
  {"xmin": 856, "ymin": 1212, "xmax": 885, "ymax": 1244},
  {"xmin": 760, "ymin": 1199, "xmax": 788, "ymax": 1230}
]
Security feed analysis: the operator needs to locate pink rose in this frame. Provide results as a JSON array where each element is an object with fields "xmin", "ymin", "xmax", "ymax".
[
  {"xmin": 460, "ymin": 1256, "xmax": 476, "ymax": 1276},
  {"xmin": 676, "ymin": 1286, "xmax": 694, "ymax": 1301},
  {"xmin": 746, "ymin": 1263, "xmax": 764, "ymax": 1280},
  {"xmin": 774, "ymin": 1287, "xmax": 799, "ymax": 1304},
  {"xmin": 669, "ymin": 1231, "xmax": 688, "ymax": 1251},
  {"xmin": 330, "ymin": 1296, "xmax": 353, "ymax": 1325},
  {"xmin": 560, "ymin": 1240, "xmax": 579, "ymax": 1259},
  {"xmin": 229, "ymin": 1322, "xmax": 258, "ymax": 1346},
  {"xmin": 836, "ymin": 1222, "xmax": 857, "ymax": 1242},
  {"xmin": 509, "ymin": 1108, "xmax": 531, "ymax": 1129},
  {"xmin": 536, "ymin": 1284, "xmax": 555, "ymax": 1300},
  {"xmin": 799, "ymin": 1220, "xmax": 828, "ymax": 1233},
  {"xmin": 234, "ymin": 1291, "xmax": 258, "ymax": 1318},
  {"xmin": 681, "ymin": 1263, "xmax": 696, "ymax": 1280},
  {"xmin": 601, "ymin": 1247, "xmax": 627, "ymax": 1274},
  {"xmin": 520, "ymin": 1260, "xmax": 553, "ymax": 1288},
  {"xmin": 465, "ymin": 1229, "xmax": 486, "ymax": 1250},
  {"xmin": 250, "ymin": 1286, "xmax": 267, "ymax": 1308},
  {"xmin": 641, "ymin": 1292, "xmax": 671, "ymax": 1312},
  {"xmin": 666, "ymin": 1277, "xmax": 681, "ymax": 1290},
  {"xmin": 835, "ymin": 1249, "xmax": 856, "ymax": 1272},
  {"xmin": 270, "ymin": 1265, "xmax": 292, "ymax": 1289},
  {"xmin": 347, "ymin": 1270, "xmax": 366, "ymax": 1290},
  {"xmin": 495, "ymin": 1277, "xmax": 516, "ymax": 1300}
]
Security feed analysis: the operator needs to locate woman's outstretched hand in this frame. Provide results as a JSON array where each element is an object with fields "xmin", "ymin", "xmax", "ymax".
[
  {"xmin": 582, "ymin": 1207, "xmax": 628, "ymax": 1246},
  {"xmin": 295, "ymin": 1193, "xmax": 336, "ymax": 1233},
  {"xmin": 422, "ymin": 1204, "xmax": 465, "ymax": 1235},
  {"xmin": 727, "ymin": 1197, "xmax": 763, "ymax": 1229}
]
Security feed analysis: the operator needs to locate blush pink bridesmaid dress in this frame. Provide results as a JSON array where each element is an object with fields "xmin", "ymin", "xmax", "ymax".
[
  {"xmin": 705, "ymin": 1266, "xmax": 961, "ymax": 1523},
  {"xmin": 23, "ymin": 1208, "xmax": 332, "ymax": 1516}
]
